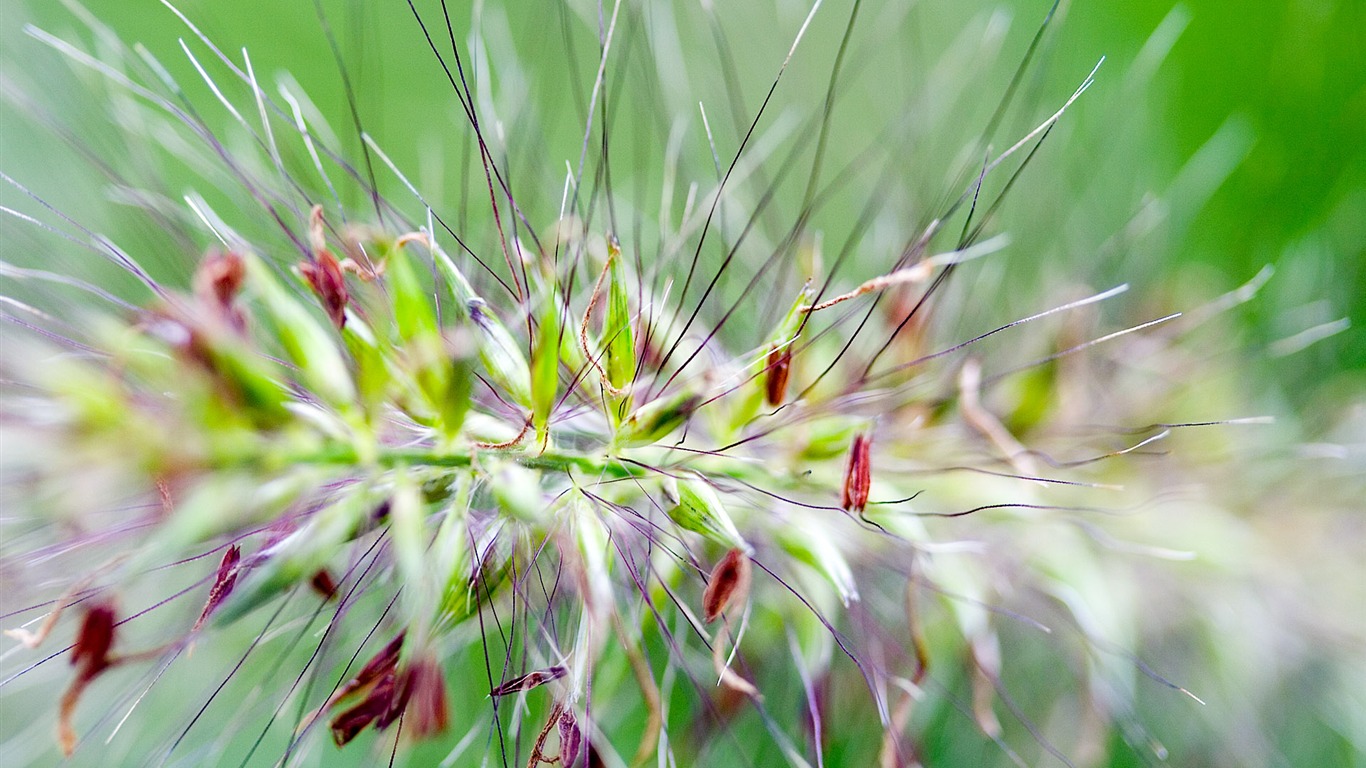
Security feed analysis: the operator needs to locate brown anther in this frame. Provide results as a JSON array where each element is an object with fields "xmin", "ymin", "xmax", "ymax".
[
  {"xmin": 299, "ymin": 205, "xmax": 349, "ymax": 329},
  {"xmin": 324, "ymin": 633, "xmax": 406, "ymax": 746},
  {"xmin": 396, "ymin": 656, "xmax": 448, "ymax": 740},
  {"xmin": 307, "ymin": 204, "xmax": 329, "ymax": 256},
  {"xmin": 192, "ymin": 249, "xmax": 247, "ymax": 331},
  {"xmin": 59, "ymin": 601, "xmax": 119, "ymax": 755},
  {"xmin": 490, "ymin": 665, "xmax": 567, "ymax": 697},
  {"xmin": 192, "ymin": 545, "xmax": 242, "ymax": 632},
  {"xmin": 841, "ymin": 432, "xmax": 872, "ymax": 514},
  {"xmin": 329, "ymin": 645, "xmax": 447, "ymax": 746},
  {"xmin": 557, "ymin": 707, "xmax": 583, "ymax": 767},
  {"xmin": 70, "ymin": 602, "xmax": 116, "ymax": 679},
  {"xmin": 702, "ymin": 549, "xmax": 752, "ymax": 624},
  {"xmin": 351, "ymin": 633, "xmax": 405, "ymax": 690},
  {"xmin": 298, "ymin": 249, "xmax": 349, "ymax": 330},
  {"xmin": 309, "ymin": 569, "xmax": 338, "ymax": 600},
  {"xmin": 763, "ymin": 344, "xmax": 793, "ymax": 407},
  {"xmin": 330, "ymin": 675, "xmax": 399, "ymax": 746}
]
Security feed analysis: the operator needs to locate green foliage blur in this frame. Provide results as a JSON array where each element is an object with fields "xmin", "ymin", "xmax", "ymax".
[{"xmin": 5, "ymin": 0, "xmax": 1362, "ymax": 414}]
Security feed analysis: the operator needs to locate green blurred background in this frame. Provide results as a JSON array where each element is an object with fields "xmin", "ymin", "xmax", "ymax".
[{"xmin": 4, "ymin": 0, "xmax": 1362, "ymax": 415}]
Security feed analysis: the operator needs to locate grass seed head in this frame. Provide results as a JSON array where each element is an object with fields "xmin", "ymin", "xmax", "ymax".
[
  {"xmin": 0, "ymin": 1, "xmax": 1305, "ymax": 764},
  {"xmin": 841, "ymin": 432, "xmax": 873, "ymax": 514}
]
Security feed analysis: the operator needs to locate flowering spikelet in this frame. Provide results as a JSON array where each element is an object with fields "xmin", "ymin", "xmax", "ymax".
[
  {"xmin": 192, "ymin": 545, "xmax": 241, "ymax": 631},
  {"xmin": 764, "ymin": 344, "xmax": 793, "ymax": 407},
  {"xmin": 841, "ymin": 432, "xmax": 873, "ymax": 514},
  {"xmin": 298, "ymin": 206, "xmax": 349, "ymax": 330}
]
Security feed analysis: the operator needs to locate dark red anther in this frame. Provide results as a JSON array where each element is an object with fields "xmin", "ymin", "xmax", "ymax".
[
  {"xmin": 70, "ymin": 602, "xmax": 116, "ymax": 680},
  {"xmin": 397, "ymin": 657, "xmax": 449, "ymax": 740},
  {"xmin": 702, "ymin": 549, "xmax": 751, "ymax": 624},
  {"xmin": 299, "ymin": 249, "xmax": 349, "ymax": 330},
  {"xmin": 353, "ymin": 633, "xmax": 405, "ymax": 688},
  {"xmin": 327, "ymin": 633, "xmax": 406, "ymax": 746},
  {"xmin": 764, "ymin": 344, "xmax": 792, "ymax": 407},
  {"xmin": 330, "ymin": 674, "xmax": 398, "ymax": 746},
  {"xmin": 841, "ymin": 432, "xmax": 872, "ymax": 513},
  {"xmin": 193, "ymin": 249, "xmax": 246, "ymax": 331},
  {"xmin": 309, "ymin": 569, "xmax": 338, "ymax": 600},
  {"xmin": 193, "ymin": 545, "xmax": 241, "ymax": 631},
  {"xmin": 557, "ymin": 707, "xmax": 583, "ymax": 766},
  {"xmin": 59, "ymin": 601, "xmax": 120, "ymax": 756},
  {"xmin": 490, "ymin": 665, "xmax": 567, "ymax": 697}
]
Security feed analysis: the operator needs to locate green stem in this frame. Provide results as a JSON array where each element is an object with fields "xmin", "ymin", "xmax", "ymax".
[{"xmin": 268, "ymin": 444, "xmax": 643, "ymax": 481}]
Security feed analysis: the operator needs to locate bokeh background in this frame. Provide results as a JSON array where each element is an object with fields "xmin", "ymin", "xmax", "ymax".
[
  {"xmin": 5, "ymin": 0, "xmax": 1362, "ymax": 408},
  {"xmin": 2, "ymin": 1, "xmax": 1363, "ymax": 766}
]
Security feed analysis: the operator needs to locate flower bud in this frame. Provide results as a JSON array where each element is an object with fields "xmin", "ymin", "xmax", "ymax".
[
  {"xmin": 531, "ymin": 291, "xmax": 561, "ymax": 446},
  {"xmin": 572, "ymin": 500, "xmax": 614, "ymax": 621},
  {"xmin": 430, "ymin": 243, "xmax": 532, "ymax": 407},
  {"xmin": 438, "ymin": 329, "xmax": 475, "ymax": 439},
  {"xmin": 382, "ymin": 241, "xmax": 438, "ymax": 342}
]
